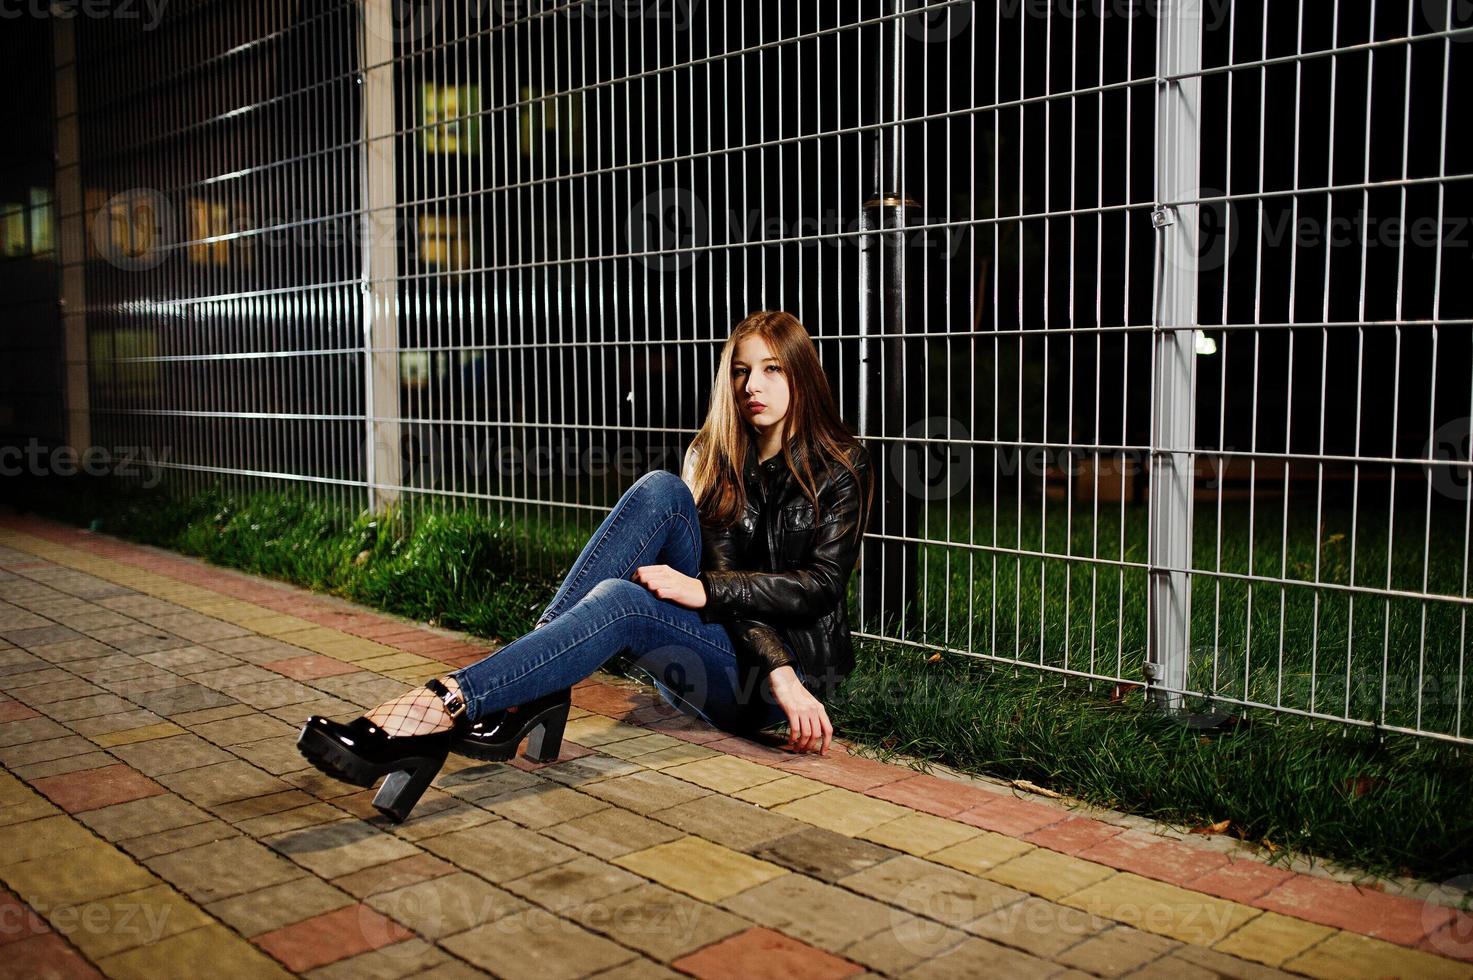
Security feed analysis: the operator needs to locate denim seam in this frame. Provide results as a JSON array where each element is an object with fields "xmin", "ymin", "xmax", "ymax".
[
  {"xmin": 543, "ymin": 507, "xmax": 699, "ymax": 626},
  {"xmin": 667, "ymin": 509, "xmax": 700, "ymax": 573},
  {"xmin": 540, "ymin": 480, "xmax": 649, "ymax": 623},
  {"xmin": 630, "ymin": 510, "xmax": 695, "ymax": 577}
]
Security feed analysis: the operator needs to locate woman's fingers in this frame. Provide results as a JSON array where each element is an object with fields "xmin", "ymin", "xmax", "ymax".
[
  {"xmin": 808, "ymin": 709, "xmax": 831, "ymax": 754},
  {"xmin": 788, "ymin": 713, "xmax": 810, "ymax": 753},
  {"xmin": 798, "ymin": 712, "xmax": 816, "ymax": 753},
  {"xmin": 780, "ymin": 696, "xmax": 834, "ymax": 755},
  {"xmin": 633, "ymin": 565, "xmax": 701, "ymax": 608},
  {"xmin": 791, "ymin": 714, "xmax": 808, "ymax": 752}
]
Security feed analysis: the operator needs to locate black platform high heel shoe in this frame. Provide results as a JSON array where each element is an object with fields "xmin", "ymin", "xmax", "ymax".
[
  {"xmin": 296, "ymin": 681, "xmax": 468, "ymax": 823},
  {"xmin": 448, "ymin": 684, "xmax": 573, "ymax": 763}
]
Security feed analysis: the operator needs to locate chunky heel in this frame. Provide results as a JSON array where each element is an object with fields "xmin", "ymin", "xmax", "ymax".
[
  {"xmin": 297, "ymin": 699, "xmax": 460, "ymax": 824},
  {"xmin": 523, "ymin": 701, "xmax": 569, "ymax": 762},
  {"xmin": 372, "ymin": 756, "xmax": 443, "ymax": 823},
  {"xmin": 451, "ymin": 687, "xmax": 573, "ymax": 762}
]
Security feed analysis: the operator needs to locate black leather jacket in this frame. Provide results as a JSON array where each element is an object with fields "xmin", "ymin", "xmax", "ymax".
[{"xmin": 686, "ymin": 439, "xmax": 872, "ymax": 711}]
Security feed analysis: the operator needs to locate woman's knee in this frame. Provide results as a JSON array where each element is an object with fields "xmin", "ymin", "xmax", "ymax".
[{"xmin": 632, "ymin": 468, "xmax": 694, "ymax": 507}]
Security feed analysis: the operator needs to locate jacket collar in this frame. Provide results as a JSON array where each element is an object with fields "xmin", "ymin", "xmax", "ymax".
[
  {"xmin": 742, "ymin": 438, "xmax": 808, "ymax": 505},
  {"xmin": 742, "ymin": 438, "xmax": 807, "ymax": 475}
]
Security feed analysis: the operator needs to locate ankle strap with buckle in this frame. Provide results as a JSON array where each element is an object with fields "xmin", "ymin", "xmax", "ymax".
[{"xmin": 424, "ymin": 678, "xmax": 469, "ymax": 723}]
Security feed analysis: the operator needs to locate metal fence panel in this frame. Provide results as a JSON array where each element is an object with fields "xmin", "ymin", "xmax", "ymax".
[{"xmin": 57, "ymin": 0, "xmax": 1473, "ymax": 744}]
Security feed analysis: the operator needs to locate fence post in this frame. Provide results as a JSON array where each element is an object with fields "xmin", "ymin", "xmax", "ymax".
[
  {"xmin": 53, "ymin": 19, "xmax": 90, "ymax": 462},
  {"xmin": 362, "ymin": 0, "xmax": 401, "ymax": 514},
  {"xmin": 1148, "ymin": 0, "xmax": 1202, "ymax": 711},
  {"xmin": 858, "ymin": 2, "xmax": 922, "ymax": 635}
]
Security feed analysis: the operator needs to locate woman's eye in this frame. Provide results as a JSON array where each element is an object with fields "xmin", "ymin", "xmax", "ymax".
[{"xmin": 766, "ymin": 365, "xmax": 780, "ymax": 373}]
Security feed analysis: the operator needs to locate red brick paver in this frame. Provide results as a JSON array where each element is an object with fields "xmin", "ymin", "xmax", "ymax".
[
  {"xmin": 1421, "ymin": 910, "xmax": 1473, "ymax": 963},
  {"xmin": 953, "ymin": 794, "xmax": 1066, "ymax": 836},
  {"xmin": 1022, "ymin": 815, "xmax": 1125, "ymax": 854},
  {"xmin": 1254, "ymin": 873, "xmax": 1455, "ymax": 947},
  {"xmin": 671, "ymin": 926, "xmax": 866, "ymax": 980},
  {"xmin": 2, "ymin": 932, "xmax": 104, "ymax": 978},
  {"xmin": 865, "ymin": 772, "xmax": 1005, "ymax": 817},
  {"xmin": 30, "ymin": 763, "xmax": 167, "ymax": 813},
  {"xmin": 252, "ymin": 903, "xmax": 415, "ymax": 972},
  {"xmin": 1075, "ymin": 829, "xmax": 1232, "ymax": 887},
  {"xmin": 1185, "ymin": 855, "xmax": 1296, "ymax": 903},
  {"xmin": 0, "ymin": 700, "xmax": 41, "ymax": 723},
  {"xmin": 771, "ymin": 751, "xmax": 912, "ymax": 792},
  {"xmin": 0, "ymin": 890, "xmax": 49, "ymax": 946},
  {"xmin": 571, "ymin": 684, "xmax": 654, "ymax": 717}
]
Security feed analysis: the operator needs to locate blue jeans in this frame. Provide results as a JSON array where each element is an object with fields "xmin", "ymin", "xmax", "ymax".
[{"xmin": 448, "ymin": 469, "xmax": 801, "ymax": 734}]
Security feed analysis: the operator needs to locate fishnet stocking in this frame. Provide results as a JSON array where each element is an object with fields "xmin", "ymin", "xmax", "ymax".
[
  {"xmin": 364, "ymin": 683, "xmax": 456, "ymax": 736},
  {"xmin": 363, "ymin": 620, "xmax": 548, "ymax": 737}
]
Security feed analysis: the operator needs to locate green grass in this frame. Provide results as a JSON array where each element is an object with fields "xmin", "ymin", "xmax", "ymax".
[
  {"xmin": 7, "ymin": 471, "xmax": 1471, "ymax": 880},
  {"xmin": 910, "ymin": 495, "xmax": 1472, "ymax": 739}
]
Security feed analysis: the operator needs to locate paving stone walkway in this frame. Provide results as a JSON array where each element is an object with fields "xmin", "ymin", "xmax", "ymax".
[{"xmin": 0, "ymin": 510, "xmax": 1470, "ymax": 979}]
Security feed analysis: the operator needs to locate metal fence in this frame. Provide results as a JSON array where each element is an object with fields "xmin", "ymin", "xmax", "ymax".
[{"xmin": 50, "ymin": 0, "xmax": 1472, "ymax": 743}]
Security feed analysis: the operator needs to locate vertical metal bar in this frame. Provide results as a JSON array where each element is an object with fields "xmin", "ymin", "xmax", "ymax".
[
  {"xmin": 1241, "ymin": 6, "xmax": 1268, "ymax": 714},
  {"xmin": 493, "ymin": 11, "xmax": 509, "ymax": 529},
  {"xmin": 1014, "ymin": 9, "xmax": 1025, "ymax": 666},
  {"xmin": 1274, "ymin": 5, "xmax": 1302, "ymax": 716},
  {"xmin": 1040, "ymin": 0, "xmax": 1053, "ymax": 672},
  {"xmin": 1118, "ymin": 0, "xmax": 1133, "ymax": 684},
  {"xmin": 53, "ymin": 18, "xmax": 90, "ymax": 458},
  {"xmin": 991, "ymin": 0, "xmax": 1001, "ymax": 669},
  {"xmin": 1148, "ymin": 0, "xmax": 1202, "ymax": 710},
  {"xmin": 362, "ymin": 0, "xmax": 401, "ymax": 513},
  {"xmin": 1435, "ymin": 3, "xmax": 1466, "ymax": 742},
  {"xmin": 859, "ymin": 1, "xmax": 920, "ymax": 634},
  {"xmin": 1213, "ymin": 0, "xmax": 1236, "ymax": 705},
  {"xmin": 1385, "ymin": 0, "xmax": 1415, "ymax": 730},
  {"xmin": 1089, "ymin": 1, "xmax": 1105, "ymax": 681},
  {"xmin": 1311, "ymin": 2, "xmax": 1344, "ymax": 721}
]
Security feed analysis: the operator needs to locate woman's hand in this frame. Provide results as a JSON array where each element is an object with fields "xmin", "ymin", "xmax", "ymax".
[
  {"xmin": 768, "ymin": 666, "xmax": 832, "ymax": 754},
  {"xmin": 631, "ymin": 564, "xmax": 707, "ymax": 609}
]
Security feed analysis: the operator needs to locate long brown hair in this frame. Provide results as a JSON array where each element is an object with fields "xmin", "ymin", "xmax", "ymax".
[{"xmin": 685, "ymin": 310, "xmax": 874, "ymax": 547}]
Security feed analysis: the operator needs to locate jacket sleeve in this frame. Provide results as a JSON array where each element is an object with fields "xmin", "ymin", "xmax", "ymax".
[{"xmin": 697, "ymin": 447, "xmax": 870, "ymax": 626}]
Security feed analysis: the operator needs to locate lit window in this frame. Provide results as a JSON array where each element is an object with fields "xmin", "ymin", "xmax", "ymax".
[
  {"xmin": 188, "ymin": 197, "xmax": 231, "ymax": 266},
  {"xmin": 0, "ymin": 189, "xmax": 56, "ymax": 259},
  {"xmin": 417, "ymin": 214, "xmax": 471, "ymax": 270},
  {"xmin": 421, "ymin": 84, "xmax": 481, "ymax": 156},
  {"xmin": 91, "ymin": 329, "xmax": 160, "ymax": 390},
  {"xmin": 29, "ymin": 187, "xmax": 54, "ymax": 255},
  {"xmin": 1, "ymin": 203, "xmax": 24, "ymax": 258},
  {"xmin": 400, "ymin": 351, "xmax": 431, "ymax": 388}
]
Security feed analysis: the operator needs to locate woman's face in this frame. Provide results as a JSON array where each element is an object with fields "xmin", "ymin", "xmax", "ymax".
[{"xmin": 732, "ymin": 334, "xmax": 790, "ymax": 433}]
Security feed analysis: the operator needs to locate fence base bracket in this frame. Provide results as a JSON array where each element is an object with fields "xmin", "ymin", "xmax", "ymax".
[{"xmin": 1145, "ymin": 699, "xmax": 1248, "ymax": 734}]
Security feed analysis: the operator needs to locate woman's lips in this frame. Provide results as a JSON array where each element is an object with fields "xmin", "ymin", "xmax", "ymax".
[{"xmin": 747, "ymin": 402, "xmax": 766, "ymax": 412}]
